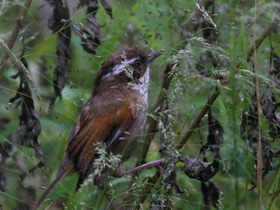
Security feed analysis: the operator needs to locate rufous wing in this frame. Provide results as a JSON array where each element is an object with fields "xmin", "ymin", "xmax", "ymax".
[{"xmin": 65, "ymin": 99, "xmax": 139, "ymax": 175}]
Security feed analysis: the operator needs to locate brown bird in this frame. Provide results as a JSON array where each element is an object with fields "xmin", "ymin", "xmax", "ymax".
[{"xmin": 34, "ymin": 48, "xmax": 162, "ymax": 209}]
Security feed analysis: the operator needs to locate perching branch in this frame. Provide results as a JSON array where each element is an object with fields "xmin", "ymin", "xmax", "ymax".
[{"xmin": 0, "ymin": 0, "xmax": 33, "ymax": 77}]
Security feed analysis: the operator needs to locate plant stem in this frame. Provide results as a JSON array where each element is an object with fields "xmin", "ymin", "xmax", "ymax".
[
  {"xmin": 176, "ymin": 90, "xmax": 219, "ymax": 150},
  {"xmin": 268, "ymin": 185, "xmax": 280, "ymax": 210},
  {"xmin": 253, "ymin": 1, "xmax": 262, "ymax": 209},
  {"xmin": 229, "ymin": 28, "xmax": 240, "ymax": 208}
]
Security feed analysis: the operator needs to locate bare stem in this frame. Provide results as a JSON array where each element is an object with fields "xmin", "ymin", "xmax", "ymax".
[
  {"xmin": 253, "ymin": 1, "xmax": 262, "ymax": 209},
  {"xmin": 176, "ymin": 90, "xmax": 219, "ymax": 150},
  {"xmin": 247, "ymin": 20, "xmax": 277, "ymax": 61},
  {"xmin": 268, "ymin": 185, "xmax": 280, "ymax": 210},
  {"xmin": 123, "ymin": 159, "xmax": 165, "ymax": 175}
]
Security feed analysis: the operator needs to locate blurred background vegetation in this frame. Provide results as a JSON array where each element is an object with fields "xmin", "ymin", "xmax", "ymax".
[{"xmin": 0, "ymin": 0, "xmax": 280, "ymax": 209}]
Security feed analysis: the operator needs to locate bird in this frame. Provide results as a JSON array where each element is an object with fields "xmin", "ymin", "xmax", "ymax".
[{"xmin": 34, "ymin": 47, "xmax": 162, "ymax": 209}]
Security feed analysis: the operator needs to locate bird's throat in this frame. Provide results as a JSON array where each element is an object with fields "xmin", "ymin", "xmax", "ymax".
[{"xmin": 128, "ymin": 66, "xmax": 150, "ymax": 104}]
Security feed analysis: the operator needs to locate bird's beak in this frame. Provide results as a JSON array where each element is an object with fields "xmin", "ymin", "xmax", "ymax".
[{"xmin": 148, "ymin": 50, "xmax": 163, "ymax": 63}]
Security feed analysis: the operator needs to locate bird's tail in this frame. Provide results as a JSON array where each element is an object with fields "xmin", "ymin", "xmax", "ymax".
[{"xmin": 33, "ymin": 166, "xmax": 72, "ymax": 210}]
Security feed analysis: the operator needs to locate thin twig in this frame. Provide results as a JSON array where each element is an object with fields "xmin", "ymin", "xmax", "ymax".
[
  {"xmin": 268, "ymin": 185, "xmax": 280, "ymax": 210},
  {"xmin": 253, "ymin": 1, "xmax": 262, "ymax": 209},
  {"xmin": 0, "ymin": 0, "xmax": 33, "ymax": 77},
  {"xmin": 247, "ymin": 20, "xmax": 277, "ymax": 60},
  {"xmin": 255, "ymin": 30, "xmax": 263, "ymax": 210},
  {"xmin": 123, "ymin": 159, "xmax": 165, "ymax": 175}
]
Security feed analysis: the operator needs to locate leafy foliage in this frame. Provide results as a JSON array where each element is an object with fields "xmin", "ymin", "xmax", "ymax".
[
  {"xmin": 8, "ymin": 65, "xmax": 43, "ymax": 165},
  {"xmin": 181, "ymin": 108, "xmax": 223, "ymax": 182},
  {"xmin": 0, "ymin": 0, "xmax": 279, "ymax": 210},
  {"xmin": 47, "ymin": 0, "xmax": 71, "ymax": 108},
  {"xmin": 240, "ymin": 43, "xmax": 280, "ymax": 189}
]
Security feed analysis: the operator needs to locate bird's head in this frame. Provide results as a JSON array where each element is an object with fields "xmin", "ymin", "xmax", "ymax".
[{"xmin": 94, "ymin": 48, "xmax": 162, "ymax": 88}]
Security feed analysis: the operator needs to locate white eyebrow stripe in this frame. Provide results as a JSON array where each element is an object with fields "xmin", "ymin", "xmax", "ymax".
[{"xmin": 104, "ymin": 57, "xmax": 138, "ymax": 78}]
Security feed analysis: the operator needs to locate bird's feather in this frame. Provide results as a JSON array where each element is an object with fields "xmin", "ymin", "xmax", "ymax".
[{"xmin": 66, "ymin": 98, "xmax": 140, "ymax": 175}]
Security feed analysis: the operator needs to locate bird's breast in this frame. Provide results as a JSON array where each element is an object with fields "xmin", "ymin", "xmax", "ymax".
[{"xmin": 129, "ymin": 66, "xmax": 150, "ymax": 104}]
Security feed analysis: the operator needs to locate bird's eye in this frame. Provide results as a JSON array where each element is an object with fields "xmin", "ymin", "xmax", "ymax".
[{"xmin": 134, "ymin": 60, "xmax": 142, "ymax": 68}]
